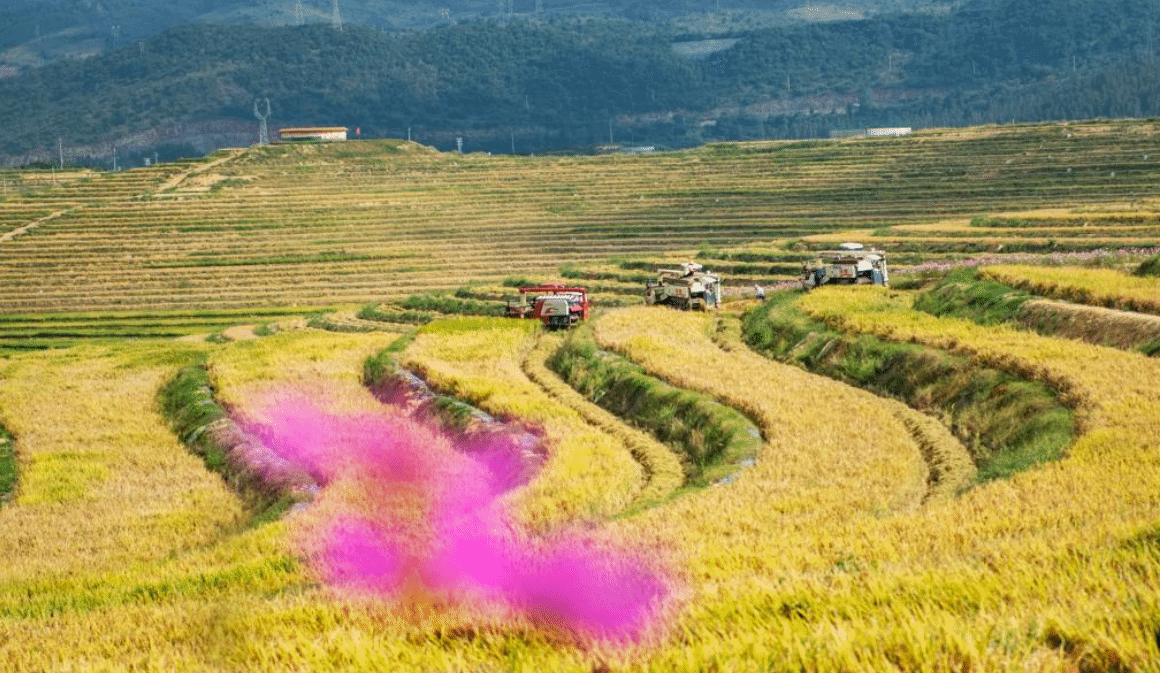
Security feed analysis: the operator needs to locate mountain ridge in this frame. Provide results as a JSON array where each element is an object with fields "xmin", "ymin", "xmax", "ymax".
[
  {"xmin": 2, "ymin": 0, "xmax": 1159, "ymax": 164},
  {"xmin": 1, "ymin": 0, "xmax": 951, "ymax": 68}
]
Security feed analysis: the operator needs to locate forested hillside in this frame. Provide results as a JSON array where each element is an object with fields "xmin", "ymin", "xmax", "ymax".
[
  {"xmin": 0, "ymin": 0, "xmax": 945, "ymax": 63},
  {"xmin": 2, "ymin": 0, "xmax": 1159, "ymax": 163}
]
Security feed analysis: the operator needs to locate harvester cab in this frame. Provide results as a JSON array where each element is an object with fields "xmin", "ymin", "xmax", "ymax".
[
  {"xmin": 644, "ymin": 262, "xmax": 721, "ymax": 310},
  {"xmin": 505, "ymin": 284, "xmax": 590, "ymax": 330},
  {"xmin": 801, "ymin": 243, "xmax": 889, "ymax": 289}
]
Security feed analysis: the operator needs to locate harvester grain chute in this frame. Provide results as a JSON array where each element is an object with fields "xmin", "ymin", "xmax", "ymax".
[
  {"xmin": 505, "ymin": 284, "xmax": 591, "ymax": 330},
  {"xmin": 644, "ymin": 262, "xmax": 721, "ymax": 310},
  {"xmin": 800, "ymin": 243, "xmax": 889, "ymax": 289}
]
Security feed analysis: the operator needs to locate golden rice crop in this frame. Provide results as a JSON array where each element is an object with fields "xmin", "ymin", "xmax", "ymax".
[
  {"xmin": 399, "ymin": 318, "xmax": 644, "ymax": 530},
  {"xmin": 521, "ymin": 332, "xmax": 685, "ymax": 506},
  {"xmin": 773, "ymin": 285, "xmax": 1160, "ymax": 667},
  {"xmin": 594, "ymin": 306, "xmax": 932, "ymax": 518},
  {"xmin": 573, "ymin": 302, "xmax": 1160, "ymax": 670},
  {"xmin": 5, "ymin": 299, "xmax": 1160, "ymax": 670},
  {"xmin": 709, "ymin": 312, "xmax": 976, "ymax": 500},
  {"xmin": 208, "ymin": 330, "xmax": 403, "ymax": 417},
  {"xmin": 0, "ymin": 342, "xmax": 243, "ymax": 581},
  {"xmin": 983, "ymin": 263, "xmax": 1160, "ymax": 314},
  {"xmin": 0, "ymin": 332, "xmax": 597, "ymax": 672}
]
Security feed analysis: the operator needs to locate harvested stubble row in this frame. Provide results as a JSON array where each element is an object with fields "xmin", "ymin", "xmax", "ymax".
[
  {"xmin": 891, "ymin": 220, "xmax": 1160, "ymax": 239},
  {"xmin": 3, "ymin": 120, "xmax": 1160, "ymax": 321},
  {"xmin": 1017, "ymin": 298, "xmax": 1160, "ymax": 351}
]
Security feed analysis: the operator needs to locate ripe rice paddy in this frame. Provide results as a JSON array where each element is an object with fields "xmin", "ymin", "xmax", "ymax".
[{"xmin": 1, "ymin": 120, "xmax": 1160, "ymax": 671}]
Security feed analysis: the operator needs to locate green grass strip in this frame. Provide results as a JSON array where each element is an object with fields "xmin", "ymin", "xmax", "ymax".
[
  {"xmin": 547, "ymin": 325, "xmax": 761, "ymax": 486},
  {"xmin": 917, "ymin": 268, "xmax": 1160, "ymax": 357},
  {"xmin": 155, "ymin": 359, "xmax": 298, "ymax": 525},
  {"xmin": 911, "ymin": 267, "xmax": 1035, "ymax": 324},
  {"xmin": 0, "ymin": 425, "xmax": 15, "ymax": 504},
  {"xmin": 400, "ymin": 293, "xmax": 507, "ymax": 317},
  {"xmin": 1136, "ymin": 253, "xmax": 1160, "ymax": 277},
  {"xmin": 362, "ymin": 334, "xmax": 502, "ymax": 434}
]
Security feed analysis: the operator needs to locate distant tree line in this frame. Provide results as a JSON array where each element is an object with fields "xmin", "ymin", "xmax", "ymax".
[{"xmin": 1, "ymin": 0, "xmax": 1159, "ymax": 160}]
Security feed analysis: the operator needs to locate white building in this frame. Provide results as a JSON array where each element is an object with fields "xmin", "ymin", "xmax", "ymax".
[{"xmin": 277, "ymin": 127, "xmax": 349, "ymax": 142}]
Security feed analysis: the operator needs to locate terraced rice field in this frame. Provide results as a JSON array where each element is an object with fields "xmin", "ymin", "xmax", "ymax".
[
  {"xmin": 1, "ymin": 121, "xmax": 1159, "ymax": 324},
  {"xmin": 1, "ymin": 119, "xmax": 1160, "ymax": 671}
]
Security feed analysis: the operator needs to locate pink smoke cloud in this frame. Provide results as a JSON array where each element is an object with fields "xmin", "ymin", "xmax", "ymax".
[{"xmin": 239, "ymin": 395, "xmax": 670, "ymax": 644}]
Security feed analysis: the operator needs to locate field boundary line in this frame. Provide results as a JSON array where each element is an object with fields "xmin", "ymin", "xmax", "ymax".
[{"xmin": 0, "ymin": 206, "xmax": 80, "ymax": 243}]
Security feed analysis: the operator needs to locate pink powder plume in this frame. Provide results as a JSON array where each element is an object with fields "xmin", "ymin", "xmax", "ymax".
[{"xmin": 238, "ymin": 393, "xmax": 670, "ymax": 643}]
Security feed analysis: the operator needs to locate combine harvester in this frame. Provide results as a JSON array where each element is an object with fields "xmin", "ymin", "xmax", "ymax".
[
  {"xmin": 505, "ymin": 284, "xmax": 591, "ymax": 330},
  {"xmin": 800, "ymin": 243, "xmax": 889, "ymax": 289},
  {"xmin": 644, "ymin": 262, "xmax": 722, "ymax": 310}
]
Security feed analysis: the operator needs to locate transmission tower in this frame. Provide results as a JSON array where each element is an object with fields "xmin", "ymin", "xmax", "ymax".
[
  {"xmin": 295, "ymin": 0, "xmax": 304, "ymax": 25},
  {"xmin": 332, "ymin": 0, "xmax": 343, "ymax": 31},
  {"xmin": 254, "ymin": 98, "xmax": 271, "ymax": 145}
]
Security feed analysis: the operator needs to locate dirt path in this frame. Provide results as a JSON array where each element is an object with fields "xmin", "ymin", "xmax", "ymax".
[
  {"xmin": 0, "ymin": 207, "xmax": 79, "ymax": 244},
  {"xmin": 221, "ymin": 324, "xmax": 259, "ymax": 341},
  {"xmin": 155, "ymin": 148, "xmax": 246, "ymax": 193}
]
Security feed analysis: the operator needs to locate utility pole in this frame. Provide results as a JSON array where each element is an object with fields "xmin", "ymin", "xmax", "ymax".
[
  {"xmin": 254, "ymin": 98, "xmax": 271, "ymax": 145},
  {"xmin": 58, "ymin": 137, "xmax": 63, "ymax": 170}
]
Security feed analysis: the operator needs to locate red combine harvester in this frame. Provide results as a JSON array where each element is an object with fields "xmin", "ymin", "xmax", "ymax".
[{"xmin": 505, "ymin": 284, "xmax": 590, "ymax": 330}]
